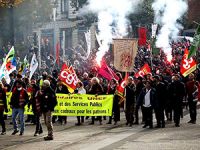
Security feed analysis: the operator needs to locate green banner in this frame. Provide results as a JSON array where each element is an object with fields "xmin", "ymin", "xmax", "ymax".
[
  {"xmin": 5, "ymin": 93, "xmax": 113, "ymax": 116},
  {"xmin": 188, "ymin": 25, "xmax": 200, "ymax": 58}
]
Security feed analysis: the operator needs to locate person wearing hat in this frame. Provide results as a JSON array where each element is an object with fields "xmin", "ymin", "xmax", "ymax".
[
  {"xmin": 0, "ymin": 82, "xmax": 8, "ymax": 135},
  {"xmin": 10, "ymin": 81, "xmax": 29, "ymax": 135},
  {"xmin": 40, "ymin": 80, "xmax": 57, "ymax": 140}
]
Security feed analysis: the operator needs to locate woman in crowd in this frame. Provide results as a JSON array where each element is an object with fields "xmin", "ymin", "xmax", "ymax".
[
  {"xmin": 107, "ymin": 78, "xmax": 119, "ymax": 125},
  {"xmin": 75, "ymin": 81, "xmax": 86, "ymax": 126}
]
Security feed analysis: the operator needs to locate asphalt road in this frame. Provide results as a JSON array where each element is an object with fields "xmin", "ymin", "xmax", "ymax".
[{"xmin": 0, "ymin": 108, "xmax": 200, "ymax": 150}]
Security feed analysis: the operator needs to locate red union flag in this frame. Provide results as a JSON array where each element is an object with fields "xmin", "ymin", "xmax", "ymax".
[
  {"xmin": 180, "ymin": 49, "xmax": 197, "ymax": 77},
  {"xmin": 116, "ymin": 73, "xmax": 129, "ymax": 98},
  {"xmin": 59, "ymin": 63, "xmax": 79, "ymax": 93},
  {"xmin": 135, "ymin": 63, "xmax": 151, "ymax": 78}
]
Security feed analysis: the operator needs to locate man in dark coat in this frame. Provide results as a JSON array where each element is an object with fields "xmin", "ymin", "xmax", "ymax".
[
  {"xmin": 153, "ymin": 75, "xmax": 167, "ymax": 128},
  {"xmin": 137, "ymin": 80, "xmax": 157, "ymax": 129},
  {"xmin": 168, "ymin": 74, "xmax": 185, "ymax": 127},
  {"xmin": 56, "ymin": 80, "xmax": 69, "ymax": 124},
  {"xmin": 124, "ymin": 77, "xmax": 136, "ymax": 127},
  {"xmin": 134, "ymin": 77, "xmax": 144, "ymax": 124},
  {"xmin": 40, "ymin": 80, "xmax": 57, "ymax": 140},
  {"xmin": 185, "ymin": 73, "xmax": 198, "ymax": 124}
]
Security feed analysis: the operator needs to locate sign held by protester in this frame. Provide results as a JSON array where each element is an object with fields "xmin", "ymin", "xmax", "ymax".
[
  {"xmin": 59, "ymin": 63, "xmax": 79, "ymax": 93},
  {"xmin": 113, "ymin": 39, "xmax": 137, "ymax": 72},
  {"xmin": 5, "ymin": 93, "xmax": 113, "ymax": 116}
]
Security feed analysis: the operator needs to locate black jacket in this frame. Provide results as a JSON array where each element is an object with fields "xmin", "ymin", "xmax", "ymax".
[
  {"xmin": 0, "ymin": 88, "xmax": 7, "ymax": 111},
  {"xmin": 125, "ymin": 83, "xmax": 136, "ymax": 106},
  {"xmin": 56, "ymin": 85, "xmax": 69, "ymax": 94},
  {"xmin": 154, "ymin": 82, "xmax": 167, "ymax": 108},
  {"xmin": 168, "ymin": 81, "xmax": 185, "ymax": 106},
  {"xmin": 88, "ymin": 83, "xmax": 104, "ymax": 95},
  {"xmin": 40, "ymin": 87, "xmax": 57, "ymax": 112},
  {"xmin": 137, "ymin": 88, "xmax": 157, "ymax": 109}
]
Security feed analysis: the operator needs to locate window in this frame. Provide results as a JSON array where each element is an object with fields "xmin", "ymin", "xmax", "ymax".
[{"xmin": 61, "ymin": 0, "xmax": 67, "ymax": 13}]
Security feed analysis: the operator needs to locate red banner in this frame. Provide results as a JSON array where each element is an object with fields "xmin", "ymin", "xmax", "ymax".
[
  {"xmin": 180, "ymin": 49, "xmax": 197, "ymax": 77},
  {"xmin": 135, "ymin": 63, "xmax": 151, "ymax": 78},
  {"xmin": 138, "ymin": 27, "xmax": 147, "ymax": 47},
  {"xmin": 98, "ymin": 59, "xmax": 119, "ymax": 81},
  {"xmin": 59, "ymin": 64, "xmax": 79, "ymax": 93}
]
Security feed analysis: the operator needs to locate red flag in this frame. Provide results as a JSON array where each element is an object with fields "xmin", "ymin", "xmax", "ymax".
[
  {"xmin": 135, "ymin": 63, "xmax": 151, "ymax": 78},
  {"xmin": 56, "ymin": 42, "xmax": 60, "ymax": 66},
  {"xmin": 138, "ymin": 27, "xmax": 147, "ymax": 47},
  {"xmin": 98, "ymin": 59, "xmax": 119, "ymax": 81},
  {"xmin": 59, "ymin": 63, "xmax": 79, "ymax": 93},
  {"xmin": 115, "ymin": 73, "xmax": 129, "ymax": 98},
  {"xmin": 180, "ymin": 49, "xmax": 197, "ymax": 77}
]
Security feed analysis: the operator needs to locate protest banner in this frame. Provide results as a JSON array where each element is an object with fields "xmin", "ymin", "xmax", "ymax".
[
  {"xmin": 5, "ymin": 93, "xmax": 113, "ymax": 116},
  {"xmin": 113, "ymin": 39, "xmax": 138, "ymax": 72}
]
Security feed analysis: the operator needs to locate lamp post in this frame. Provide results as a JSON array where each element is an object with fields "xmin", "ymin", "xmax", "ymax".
[{"xmin": 9, "ymin": 1, "xmax": 14, "ymax": 46}]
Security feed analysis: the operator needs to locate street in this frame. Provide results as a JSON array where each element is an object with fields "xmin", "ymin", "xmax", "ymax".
[{"xmin": 0, "ymin": 109, "xmax": 200, "ymax": 150}]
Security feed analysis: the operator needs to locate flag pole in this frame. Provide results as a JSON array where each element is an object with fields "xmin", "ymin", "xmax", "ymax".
[
  {"xmin": 192, "ymin": 21, "xmax": 200, "ymax": 79},
  {"xmin": 193, "ymin": 21, "xmax": 200, "ymax": 26}
]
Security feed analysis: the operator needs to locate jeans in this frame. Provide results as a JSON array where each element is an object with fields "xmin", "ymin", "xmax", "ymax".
[{"xmin": 12, "ymin": 108, "xmax": 25, "ymax": 133}]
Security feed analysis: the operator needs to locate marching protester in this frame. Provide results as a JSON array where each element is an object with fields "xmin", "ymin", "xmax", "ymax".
[
  {"xmin": 88, "ymin": 77, "xmax": 104, "ymax": 125},
  {"xmin": 29, "ymin": 78, "xmax": 43, "ymax": 136},
  {"xmin": 137, "ymin": 80, "xmax": 157, "ymax": 129},
  {"xmin": 10, "ymin": 81, "xmax": 29, "ymax": 135},
  {"xmin": 106, "ymin": 78, "xmax": 119, "ymax": 125},
  {"xmin": 124, "ymin": 76, "xmax": 136, "ymax": 127},
  {"xmin": 75, "ymin": 81, "xmax": 86, "ymax": 126},
  {"xmin": 40, "ymin": 80, "xmax": 57, "ymax": 140},
  {"xmin": 0, "ymin": 82, "xmax": 8, "ymax": 135},
  {"xmin": 134, "ymin": 76, "xmax": 144, "ymax": 125},
  {"xmin": 185, "ymin": 73, "xmax": 198, "ymax": 124},
  {"xmin": 168, "ymin": 74, "xmax": 186, "ymax": 127},
  {"xmin": 56, "ymin": 80, "xmax": 69, "ymax": 125},
  {"xmin": 82, "ymin": 72, "xmax": 90, "ymax": 87},
  {"xmin": 153, "ymin": 75, "xmax": 167, "ymax": 128}
]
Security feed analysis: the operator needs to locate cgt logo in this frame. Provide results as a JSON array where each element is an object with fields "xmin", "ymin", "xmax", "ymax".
[
  {"xmin": 138, "ymin": 70, "xmax": 145, "ymax": 77},
  {"xmin": 60, "ymin": 70, "xmax": 79, "ymax": 86},
  {"xmin": 183, "ymin": 58, "xmax": 193, "ymax": 70}
]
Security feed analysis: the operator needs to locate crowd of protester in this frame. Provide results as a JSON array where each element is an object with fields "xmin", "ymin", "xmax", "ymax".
[{"xmin": 0, "ymin": 38, "xmax": 199, "ymax": 141}]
